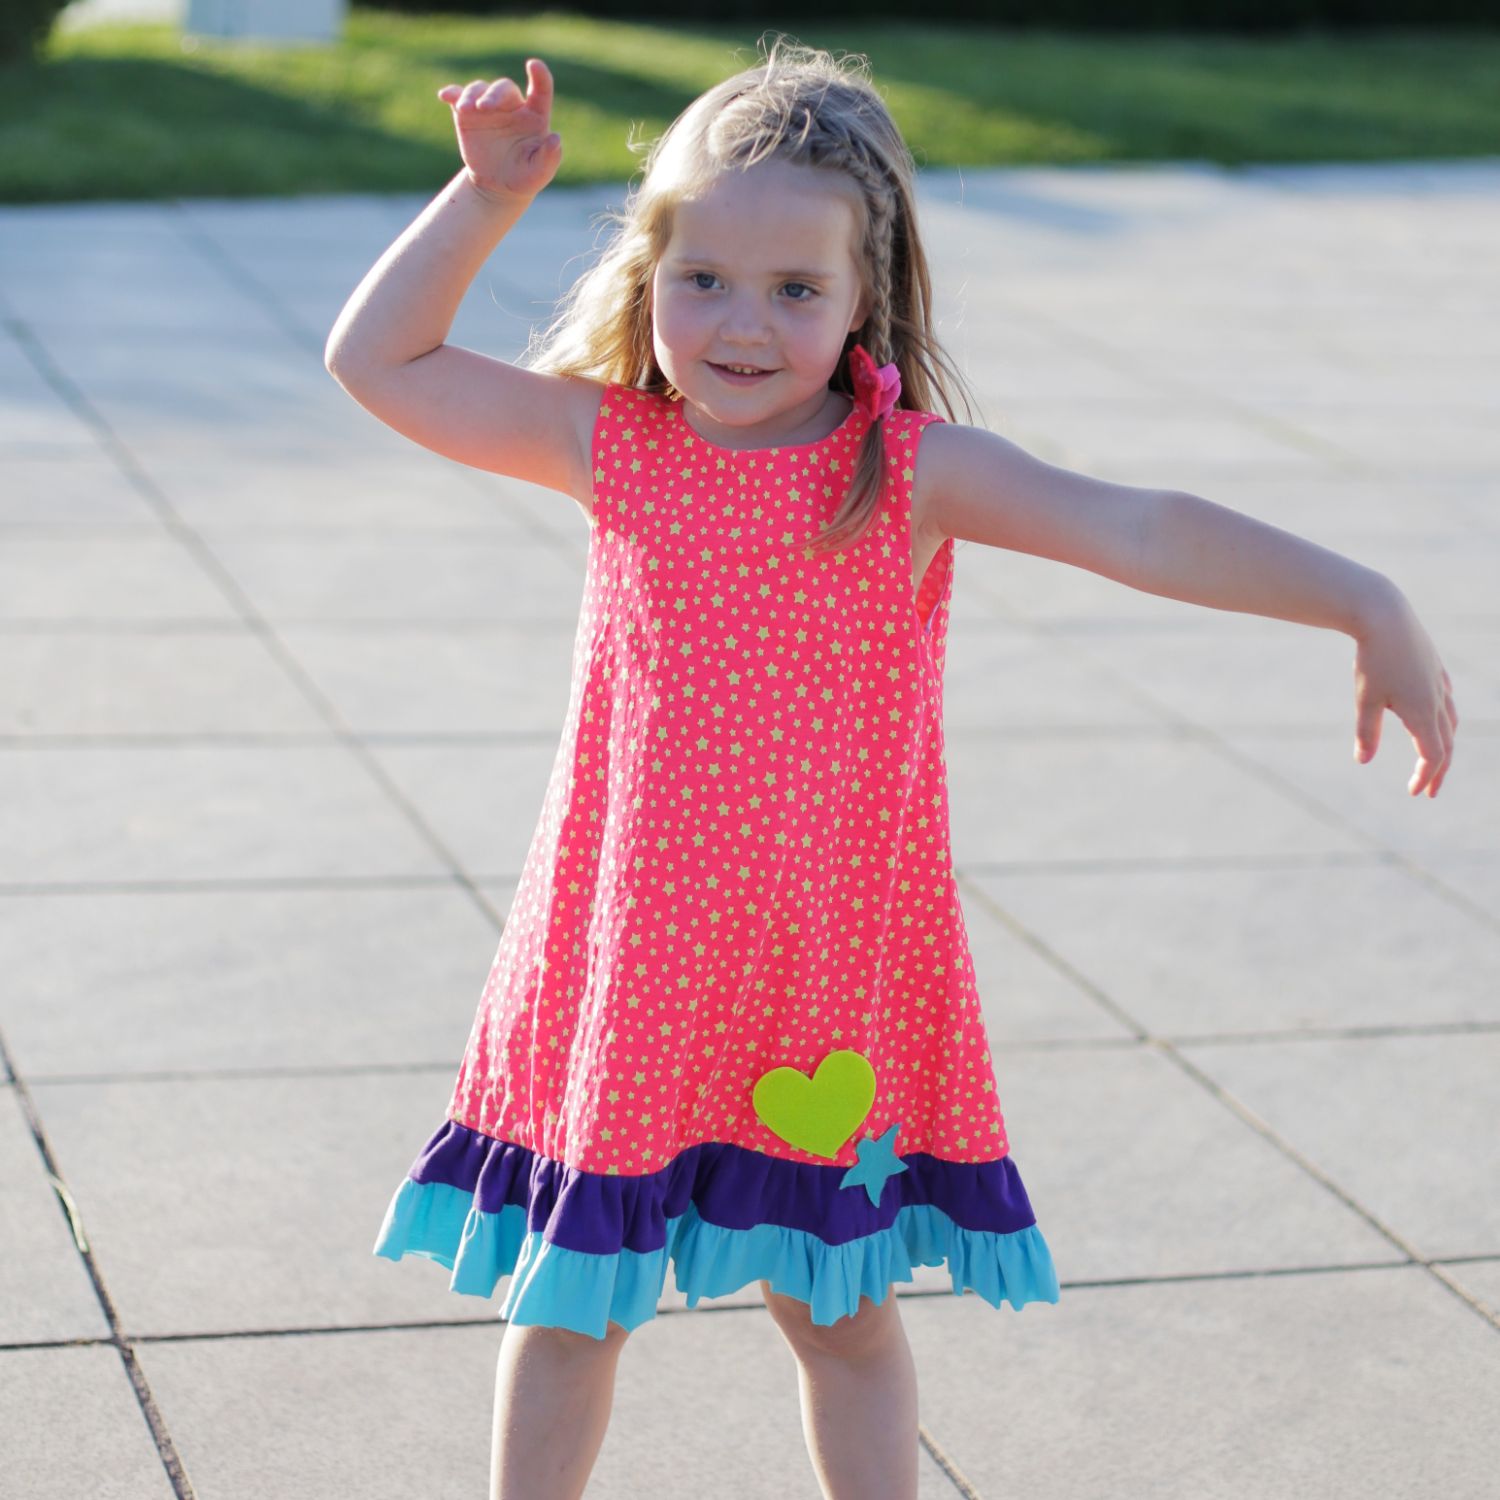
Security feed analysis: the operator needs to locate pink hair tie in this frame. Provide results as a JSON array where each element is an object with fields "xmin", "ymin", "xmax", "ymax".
[{"xmin": 848, "ymin": 343, "xmax": 901, "ymax": 421}]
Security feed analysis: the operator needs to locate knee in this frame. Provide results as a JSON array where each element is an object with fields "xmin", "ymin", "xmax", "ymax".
[{"xmin": 759, "ymin": 1279, "xmax": 897, "ymax": 1358}]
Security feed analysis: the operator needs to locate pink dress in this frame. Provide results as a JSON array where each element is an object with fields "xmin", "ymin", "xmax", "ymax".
[{"xmin": 374, "ymin": 381, "xmax": 1059, "ymax": 1336}]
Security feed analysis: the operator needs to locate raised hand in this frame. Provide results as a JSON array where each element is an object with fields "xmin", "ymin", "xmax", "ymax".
[
  {"xmin": 436, "ymin": 57, "xmax": 561, "ymax": 205},
  {"xmin": 1351, "ymin": 590, "xmax": 1458, "ymax": 797}
]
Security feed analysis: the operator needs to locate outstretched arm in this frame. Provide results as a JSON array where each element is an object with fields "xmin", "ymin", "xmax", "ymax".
[{"xmin": 921, "ymin": 422, "xmax": 1459, "ymax": 797}]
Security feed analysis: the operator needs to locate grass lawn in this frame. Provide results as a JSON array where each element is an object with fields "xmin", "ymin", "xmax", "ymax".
[{"xmin": 3, "ymin": 9, "xmax": 1498, "ymax": 201}]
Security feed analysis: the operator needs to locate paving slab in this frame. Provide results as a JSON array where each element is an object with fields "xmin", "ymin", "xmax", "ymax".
[
  {"xmin": 133, "ymin": 440, "xmax": 537, "ymax": 531},
  {"xmin": 195, "ymin": 527, "xmax": 588, "ymax": 624},
  {"xmin": 0, "ymin": 1085, "xmax": 111, "ymax": 1344},
  {"xmin": 0, "ymin": 346, "xmax": 96, "ymax": 450},
  {"xmin": 0, "ymin": 743, "xmax": 453, "ymax": 886},
  {"xmin": 368, "ymin": 737, "xmax": 573, "ymax": 878},
  {"xmin": 29, "ymin": 1070, "xmax": 472, "ymax": 1338},
  {"xmin": 0, "ymin": 531, "xmax": 244, "ymax": 623},
  {"xmin": 135, "ymin": 1304, "xmax": 971, "ymax": 1500},
  {"xmin": 946, "ymin": 732, "xmax": 1374, "ymax": 866},
  {"xmin": 1037, "ymin": 612, "xmax": 1362, "ymax": 732},
  {"xmin": 941, "ymin": 618, "xmax": 1166, "ymax": 732},
  {"xmin": 986, "ymin": 1043, "xmax": 1399, "ymax": 1286},
  {"xmin": 1217, "ymin": 722, "xmax": 1499, "ymax": 857},
  {"xmin": 954, "ymin": 877, "xmax": 1139, "ymax": 1045},
  {"xmin": 1177, "ymin": 1032, "xmax": 1500, "ymax": 1260},
  {"xmin": 968, "ymin": 859, "xmax": 1500, "ymax": 1036},
  {"xmin": 905, "ymin": 1266, "xmax": 1500, "ymax": 1500},
  {"xmin": 1443, "ymin": 1259, "xmax": 1500, "ymax": 1322},
  {"xmin": 0, "ymin": 630, "xmax": 330, "ymax": 736},
  {"xmin": 272, "ymin": 618, "xmax": 577, "ymax": 737},
  {"xmin": 1405, "ymin": 851, "xmax": 1500, "ymax": 923},
  {"xmin": 2, "ymin": 885, "xmax": 501, "ymax": 1078},
  {"xmin": 0, "ymin": 1344, "xmax": 177, "ymax": 1500}
]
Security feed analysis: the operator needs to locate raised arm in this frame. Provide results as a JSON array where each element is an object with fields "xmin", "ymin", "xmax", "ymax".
[
  {"xmin": 323, "ymin": 59, "xmax": 602, "ymax": 509},
  {"xmin": 920, "ymin": 421, "xmax": 1458, "ymax": 796}
]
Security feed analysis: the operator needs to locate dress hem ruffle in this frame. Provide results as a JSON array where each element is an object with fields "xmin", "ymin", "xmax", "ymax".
[{"xmin": 373, "ymin": 1123, "xmax": 1061, "ymax": 1340}]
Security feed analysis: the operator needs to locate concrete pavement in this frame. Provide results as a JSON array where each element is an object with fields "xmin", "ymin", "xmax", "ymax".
[{"xmin": 2, "ymin": 159, "xmax": 1498, "ymax": 1498}]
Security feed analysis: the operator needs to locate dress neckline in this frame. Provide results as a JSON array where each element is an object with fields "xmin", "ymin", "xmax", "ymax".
[{"xmin": 674, "ymin": 392, "xmax": 865, "ymax": 456}]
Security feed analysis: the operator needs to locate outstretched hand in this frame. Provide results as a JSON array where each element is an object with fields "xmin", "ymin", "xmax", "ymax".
[
  {"xmin": 437, "ymin": 57, "xmax": 561, "ymax": 204},
  {"xmin": 1352, "ymin": 590, "xmax": 1458, "ymax": 797}
]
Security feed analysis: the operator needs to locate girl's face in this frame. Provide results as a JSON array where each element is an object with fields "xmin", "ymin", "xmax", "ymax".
[{"xmin": 651, "ymin": 160, "xmax": 871, "ymax": 448}]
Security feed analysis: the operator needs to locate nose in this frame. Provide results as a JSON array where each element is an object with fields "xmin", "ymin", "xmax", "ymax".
[{"xmin": 719, "ymin": 289, "xmax": 772, "ymax": 344}]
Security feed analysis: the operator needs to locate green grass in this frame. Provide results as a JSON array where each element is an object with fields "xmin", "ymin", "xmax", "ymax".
[{"xmin": 3, "ymin": 10, "xmax": 1499, "ymax": 202}]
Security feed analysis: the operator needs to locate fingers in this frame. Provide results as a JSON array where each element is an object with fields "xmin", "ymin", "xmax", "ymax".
[
  {"xmin": 479, "ymin": 77, "xmax": 525, "ymax": 110},
  {"xmin": 1353, "ymin": 698, "xmax": 1382, "ymax": 763},
  {"xmin": 524, "ymin": 56, "xmax": 554, "ymax": 118},
  {"xmin": 437, "ymin": 58, "xmax": 551, "ymax": 118},
  {"xmin": 1358, "ymin": 691, "xmax": 1460, "ymax": 797},
  {"xmin": 1421, "ymin": 671, "xmax": 1459, "ymax": 797},
  {"xmin": 462, "ymin": 77, "xmax": 519, "ymax": 111},
  {"xmin": 1408, "ymin": 710, "xmax": 1455, "ymax": 797},
  {"xmin": 1427, "ymin": 698, "xmax": 1458, "ymax": 796}
]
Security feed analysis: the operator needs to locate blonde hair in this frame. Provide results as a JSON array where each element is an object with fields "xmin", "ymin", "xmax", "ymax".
[{"xmin": 522, "ymin": 33, "xmax": 981, "ymax": 553}]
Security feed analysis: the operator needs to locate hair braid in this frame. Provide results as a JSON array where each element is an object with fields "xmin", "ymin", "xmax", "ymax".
[
  {"xmin": 801, "ymin": 135, "xmax": 901, "ymax": 554},
  {"xmin": 845, "ymin": 142, "xmax": 897, "ymax": 368}
]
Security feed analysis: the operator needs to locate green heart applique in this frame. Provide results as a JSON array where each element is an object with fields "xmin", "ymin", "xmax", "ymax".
[{"xmin": 752, "ymin": 1048, "xmax": 876, "ymax": 1159}]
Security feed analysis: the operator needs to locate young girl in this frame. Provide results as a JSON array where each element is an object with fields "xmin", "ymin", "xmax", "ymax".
[{"xmin": 326, "ymin": 37, "xmax": 1458, "ymax": 1500}]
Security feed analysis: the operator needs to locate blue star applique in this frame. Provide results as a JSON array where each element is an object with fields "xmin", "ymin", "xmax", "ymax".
[{"xmin": 838, "ymin": 1120, "xmax": 910, "ymax": 1207}]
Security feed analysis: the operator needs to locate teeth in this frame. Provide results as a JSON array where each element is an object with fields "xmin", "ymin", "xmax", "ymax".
[{"xmin": 722, "ymin": 364, "xmax": 764, "ymax": 374}]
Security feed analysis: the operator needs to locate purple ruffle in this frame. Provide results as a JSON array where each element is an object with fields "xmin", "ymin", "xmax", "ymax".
[{"xmin": 409, "ymin": 1118, "xmax": 1041, "ymax": 1256}]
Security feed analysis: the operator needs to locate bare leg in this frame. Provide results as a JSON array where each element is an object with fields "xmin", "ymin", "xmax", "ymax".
[
  {"xmin": 490, "ymin": 1317, "xmax": 630, "ymax": 1500},
  {"xmin": 760, "ymin": 1281, "xmax": 919, "ymax": 1500}
]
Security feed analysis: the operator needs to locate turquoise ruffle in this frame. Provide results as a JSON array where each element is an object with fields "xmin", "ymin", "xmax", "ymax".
[{"xmin": 374, "ymin": 1175, "xmax": 1060, "ymax": 1340}]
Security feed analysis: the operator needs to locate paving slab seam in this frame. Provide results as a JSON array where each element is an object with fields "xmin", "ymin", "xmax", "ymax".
[
  {"xmin": 24, "ymin": 1060, "xmax": 466, "ymax": 1086},
  {"xmin": 0, "ymin": 610, "xmax": 595, "ymax": 631},
  {"xmin": 0, "ymin": 1029, "xmax": 198, "ymax": 1498},
  {"xmin": 955, "ymin": 850, "xmax": 1450, "ymax": 873},
  {"xmin": 0, "ymin": 619, "xmax": 252, "ymax": 636},
  {"xmin": 939, "ymin": 722, "xmax": 1500, "ymax": 742},
  {"xmin": 915, "ymin": 1429, "xmax": 984, "ymax": 1500},
  {"xmin": 0, "ymin": 728, "xmax": 578, "ymax": 746},
  {"xmin": 1024, "ymin": 611, "xmax": 1500, "ymax": 634},
  {"xmin": 1111, "ymin": 1018, "xmax": 1500, "ymax": 1047},
  {"xmin": 0, "ymin": 873, "xmax": 464, "ymax": 897},
  {"xmin": 8, "ymin": 1256, "xmax": 1494, "ymax": 1356}
]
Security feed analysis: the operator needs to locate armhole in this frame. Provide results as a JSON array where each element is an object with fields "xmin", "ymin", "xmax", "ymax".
[
  {"xmin": 586, "ymin": 380, "xmax": 623, "ymax": 532},
  {"xmin": 909, "ymin": 412, "xmax": 953, "ymax": 638}
]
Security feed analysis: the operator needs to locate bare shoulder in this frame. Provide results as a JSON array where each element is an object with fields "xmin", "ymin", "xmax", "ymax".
[
  {"xmin": 908, "ymin": 415, "xmax": 970, "ymax": 547},
  {"xmin": 494, "ymin": 367, "xmax": 609, "ymax": 522},
  {"xmin": 562, "ymin": 374, "xmax": 610, "ymax": 517}
]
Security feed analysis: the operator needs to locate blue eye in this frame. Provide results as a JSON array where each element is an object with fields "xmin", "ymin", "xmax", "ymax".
[{"xmin": 683, "ymin": 273, "xmax": 817, "ymax": 300}]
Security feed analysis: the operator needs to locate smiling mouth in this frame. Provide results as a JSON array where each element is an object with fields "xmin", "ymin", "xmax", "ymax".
[{"xmin": 711, "ymin": 362, "xmax": 775, "ymax": 378}]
